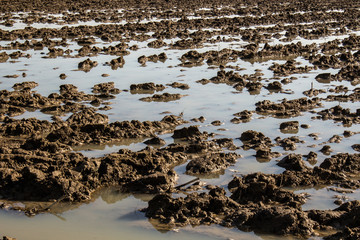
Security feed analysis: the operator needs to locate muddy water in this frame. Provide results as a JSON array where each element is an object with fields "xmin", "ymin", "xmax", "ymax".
[
  {"xmin": 1, "ymin": 7, "xmax": 360, "ymax": 240},
  {"xmin": 0, "ymin": 190, "xmax": 270, "ymax": 240}
]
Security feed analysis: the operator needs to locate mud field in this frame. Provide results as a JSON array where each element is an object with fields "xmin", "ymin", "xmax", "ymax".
[{"xmin": 1, "ymin": 0, "xmax": 360, "ymax": 239}]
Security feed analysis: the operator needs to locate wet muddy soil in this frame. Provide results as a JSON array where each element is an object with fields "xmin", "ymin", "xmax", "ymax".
[{"xmin": 1, "ymin": 0, "xmax": 360, "ymax": 239}]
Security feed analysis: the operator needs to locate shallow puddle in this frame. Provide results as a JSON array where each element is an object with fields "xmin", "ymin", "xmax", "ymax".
[
  {"xmin": 0, "ymin": 188, "xmax": 318, "ymax": 240},
  {"xmin": 1, "ymin": 3, "xmax": 360, "ymax": 239}
]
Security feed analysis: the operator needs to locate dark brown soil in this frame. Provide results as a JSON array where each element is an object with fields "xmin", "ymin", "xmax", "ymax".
[
  {"xmin": 139, "ymin": 93, "xmax": 184, "ymax": 102},
  {"xmin": 1, "ymin": 0, "xmax": 360, "ymax": 238}
]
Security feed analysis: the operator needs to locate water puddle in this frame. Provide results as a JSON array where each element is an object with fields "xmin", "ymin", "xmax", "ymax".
[{"xmin": 0, "ymin": 4, "xmax": 359, "ymax": 240}]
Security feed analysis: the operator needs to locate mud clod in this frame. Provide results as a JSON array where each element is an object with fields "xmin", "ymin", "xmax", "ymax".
[
  {"xmin": 109, "ymin": 56, "xmax": 125, "ymax": 69},
  {"xmin": 130, "ymin": 82, "xmax": 165, "ymax": 93},
  {"xmin": 12, "ymin": 81, "xmax": 38, "ymax": 91},
  {"xmin": 277, "ymin": 154, "xmax": 309, "ymax": 172},
  {"xmin": 305, "ymin": 151, "xmax": 318, "ymax": 165},
  {"xmin": 1, "ymin": 0, "xmax": 360, "ymax": 238},
  {"xmin": 172, "ymin": 126, "xmax": 202, "ymax": 140},
  {"xmin": 140, "ymin": 93, "xmax": 183, "ymax": 102},
  {"xmin": 59, "ymin": 73, "xmax": 67, "ymax": 79},
  {"xmin": 78, "ymin": 58, "xmax": 98, "ymax": 71},
  {"xmin": 255, "ymin": 148, "xmax": 281, "ymax": 161},
  {"xmin": 352, "ymin": 144, "xmax": 360, "ymax": 152},
  {"xmin": 186, "ymin": 152, "xmax": 239, "ymax": 175},
  {"xmin": 92, "ymin": 82, "xmax": 121, "ymax": 94},
  {"xmin": 144, "ymin": 137, "xmax": 166, "ymax": 146},
  {"xmin": 239, "ymin": 130, "xmax": 273, "ymax": 150},
  {"xmin": 167, "ymin": 82, "xmax": 189, "ymax": 90},
  {"xmin": 280, "ymin": 121, "xmax": 299, "ymax": 133},
  {"xmin": 256, "ymin": 97, "xmax": 322, "ymax": 118},
  {"xmin": 320, "ymin": 145, "xmax": 333, "ymax": 155}
]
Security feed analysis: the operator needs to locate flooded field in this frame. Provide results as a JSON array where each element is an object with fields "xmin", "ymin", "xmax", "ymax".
[{"xmin": 0, "ymin": 0, "xmax": 360, "ymax": 239}]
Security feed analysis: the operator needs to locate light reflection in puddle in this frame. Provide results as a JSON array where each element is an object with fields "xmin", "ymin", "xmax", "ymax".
[
  {"xmin": 295, "ymin": 186, "xmax": 360, "ymax": 211},
  {"xmin": 0, "ymin": 188, "xmax": 270, "ymax": 240},
  {"xmin": 0, "ymin": 186, "xmax": 320, "ymax": 240}
]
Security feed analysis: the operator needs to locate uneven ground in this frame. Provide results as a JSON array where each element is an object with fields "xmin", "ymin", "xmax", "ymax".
[{"xmin": 1, "ymin": 0, "xmax": 360, "ymax": 239}]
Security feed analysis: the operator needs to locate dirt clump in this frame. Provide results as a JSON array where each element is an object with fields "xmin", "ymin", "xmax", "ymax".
[
  {"xmin": 231, "ymin": 153, "xmax": 360, "ymax": 190},
  {"xmin": 256, "ymin": 97, "xmax": 322, "ymax": 118},
  {"xmin": 167, "ymin": 82, "xmax": 189, "ymax": 90},
  {"xmin": 78, "ymin": 58, "xmax": 98, "ymax": 71},
  {"xmin": 275, "ymin": 136, "xmax": 304, "ymax": 151},
  {"xmin": 352, "ymin": 144, "xmax": 360, "ymax": 152},
  {"xmin": 108, "ymin": 56, "xmax": 125, "ymax": 69},
  {"xmin": 144, "ymin": 137, "xmax": 166, "ymax": 146},
  {"xmin": 147, "ymin": 40, "xmax": 166, "ymax": 48},
  {"xmin": 303, "ymin": 88, "xmax": 326, "ymax": 97},
  {"xmin": 172, "ymin": 126, "xmax": 204, "ymax": 140},
  {"xmin": 92, "ymin": 82, "xmax": 121, "ymax": 95},
  {"xmin": 324, "ymin": 227, "xmax": 360, "ymax": 240},
  {"xmin": 138, "ymin": 53, "xmax": 167, "ymax": 65},
  {"xmin": 186, "ymin": 152, "xmax": 240, "ymax": 175},
  {"xmin": 231, "ymin": 110, "xmax": 253, "ymax": 123},
  {"xmin": 59, "ymin": 73, "xmax": 67, "ymax": 79},
  {"xmin": 320, "ymin": 153, "xmax": 360, "ymax": 174},
  {"xmin": 145, "ymin": 185, "xmax": 315, "ymax": 237},
  {"xmin": 269, "ymin": 60, "xmax": 315, "ymax": 76},
  {"xmin": 0, "ymin": 145, "xmax": 187, "ymax": 203},
  {"xmin": 0, "ymin": 112, "xmax": 185, "ymax": 147},
  {"xmin": 145, "ymin": 188, "xmax": 238, "ymax": 226},
  {"xmin": 65, "ymin": 108, "xmax": 109, "ymax": 126},
  {"xmin": 139, "ymin": 93, "xmax": 184, "ymax": 102},
  {"xmin": 130, "ymin": 82, "xmax": 165, "ymax": 94},
  {"xmin": 305, "ymin": 151, "xmax": 318, "ymax": 165},
  {"xmin": 277, "ymin": 154, "xmax": 309, "ymax": 171},
  {"xmin": 266, "ymin": 81, "xmax": 282, "ymax": 91},
  {"xmin": 315, "ymin": 73, "xmax": 332, "ymax": 82},
  {"xmin": 12, "ymin": 81, "xmax": 38, "ymax": 91},
  {"xmin": 279, "ymin": 121, "xmax": 299, "ymax": 133},
  {"xmin": 320, "ymin": 145, "xmax": 333, "ymax": 155},
  {"xmin": 239, "ymin": 130, "xmax": 273, "ymax": 150},
  {"xmin": 314, "ymin": 105, "xmax": 360, "ymax": 126},
  {"xmin": 228, "ymin": 173, "xmax": 306, "ymax": 206},
  {"xmin": 255, "ymin": 148, "xmax": 281, "ymax": 161},
  {"xmin": 0, "ymin": 52, "xmax": 10, "ymax": 63}
]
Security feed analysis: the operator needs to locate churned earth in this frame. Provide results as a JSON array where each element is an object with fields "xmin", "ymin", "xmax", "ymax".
[{"xmin": 1, "ymin": 0, "xmax": 360, "ymax": 239}]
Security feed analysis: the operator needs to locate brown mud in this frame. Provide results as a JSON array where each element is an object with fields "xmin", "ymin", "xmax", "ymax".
[{"xmin": 1, "ymin": 0, "xmax": 360, "ymax": 239}]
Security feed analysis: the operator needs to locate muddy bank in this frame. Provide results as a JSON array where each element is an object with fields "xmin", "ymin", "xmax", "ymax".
[
  {"xmin": 0, "ymin": 110, "xmax": 185, "ymax": 146},
  {"xmin": 145, "ymin": 190, "xmax": 360, "ymax": 238},
  {"xmin": 1, "ymin": 0, "xmax": 360, "ymax": 239},
  {"xmin": 0, "ymin": 121, "xmax": 245, "ymax": 213},
  {"xmin": 145, "ymin": 153, "xmax": 360, "ymax": 238},
  {"xmin": 0, "ymin": 81, "xmax": 124, "ymax": 117},
  {"xmin": 0, "ymin": 142, "xmax": 185, "ymax": 203}
]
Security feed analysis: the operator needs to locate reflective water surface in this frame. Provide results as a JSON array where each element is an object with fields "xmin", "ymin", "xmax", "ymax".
[{"xmin": 1, "ymin": 6, "xmax": 360, "ymax": 240}]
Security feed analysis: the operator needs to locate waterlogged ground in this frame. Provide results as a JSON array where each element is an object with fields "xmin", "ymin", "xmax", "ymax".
[{"xmin": 0, "ymin": 0, "xmax": 360, "ymax": 239}]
